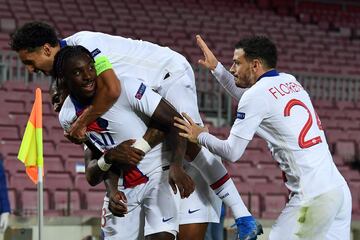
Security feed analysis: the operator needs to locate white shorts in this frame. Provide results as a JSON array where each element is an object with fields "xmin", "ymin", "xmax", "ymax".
[
  {"xmin": 101, "ymin": 170, "xmax": 180, "ymax": 240},
  {"xmin": 269, "ymin": 184, "xmax": 352, "ymax": 240},
  {"xmin": 179, "ymin": 162, "xmax": 222, "ymax": 225},
  {"xmin": 156, "ymin": 65, "xmax": 203, "ymax": 124}
]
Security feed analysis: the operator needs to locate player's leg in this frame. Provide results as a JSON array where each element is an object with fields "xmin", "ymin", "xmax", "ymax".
[
  {"xmin": 158, "ymin": 67, "xmax": 262, "ymax": 239},
  {"xmin": 101, "ymin": 196, "xmax": 144, "ymax": 240},
  {"xmin": 268, "ymin": 194, "xmax": 302, "ymax": 240},
  {"xmin": 142, "ymin": 170, "xmax": 180, "ymax": 240},
  {"xmin": 325, "ymin": 184, "xmax": 351, "ymax": 240},
  {"xmin": 269, "ymin": 185, "xmax": 348, "ymax": 240},
  {"xmin": 178, "ymin": 162, "xmax": 221, "ymax": 240}
]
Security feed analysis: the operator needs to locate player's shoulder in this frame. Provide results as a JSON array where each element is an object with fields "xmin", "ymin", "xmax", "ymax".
[
  {"xmin": 58, "ymin": 97, "xmax": 76, "ymax": 124},
  {"xmin": 279, "ymin": 72, "xmax": 297, "ymax": 81},
  {"xmin": 65, "ymin": 31, "xmax": 111, "ymax": 45},
  {"xmin": 238, "ymin": 80, "xmax": 271, "ymax": 110},
  {"xmin": 68, "ymin": 31, "xmax": 97, "ymax": 38},
  {"xmin": 242, "ymin": 80, "xmax": 265, "ymax": 99}
]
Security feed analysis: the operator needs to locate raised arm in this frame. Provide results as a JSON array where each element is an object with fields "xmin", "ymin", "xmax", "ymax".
[{"xmin": 196, "ymin": 35, "xmax": 246, "ymax": 101}]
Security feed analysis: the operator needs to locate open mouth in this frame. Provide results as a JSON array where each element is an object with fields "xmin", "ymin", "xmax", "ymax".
[{"xmin": 82, "ymin": 81, "xmax": 95, "ymax": 92}]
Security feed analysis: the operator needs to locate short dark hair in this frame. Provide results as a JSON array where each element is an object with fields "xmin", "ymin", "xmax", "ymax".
[
  {"xmin": 235, "ymin": 36, "xmax": 277, "ymax": 69},
  {"xmin": 10, "ymin": 21, "xmax": 58, "ymax": 52},
  {"xmin": 53, "ymin": 45, "xmax": 94, "ymax": 103}
]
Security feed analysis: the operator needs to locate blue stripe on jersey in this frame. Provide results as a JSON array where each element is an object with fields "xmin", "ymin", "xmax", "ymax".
[
  {"xmin": 89, "ymin": 133, "xmax": 105, "ymax": 147},
  {"xmin": 257, "ymin": 69, "xmax": 279, "ymax": 81},
  {"xmin": 59, "ymin": 40, "xmax": 67, "ymax": 48},
  {"xmin": 106, "ymin": 132, "xmax": 115, "ymax": 145},
  {"xmin": 70, "ymin": 96, "xmax": 91, "ymax": 113},
  {"xmin": 100, "ymin": 133, "xmax": 108, "ymax": 145}
]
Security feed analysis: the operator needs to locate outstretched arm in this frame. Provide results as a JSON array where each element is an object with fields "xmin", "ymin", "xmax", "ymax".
[{"xmin": 174, "ymin": 113, "xmax": 249, "ymax": 162}]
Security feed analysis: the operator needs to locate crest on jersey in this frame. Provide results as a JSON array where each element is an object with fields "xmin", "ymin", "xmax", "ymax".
[
  {"xmin": 135, "ymin": 83, "xmax": 147, "ymax": 100},
  {"xmin": 91, "ymin": 48, "xmax": 101, "ymax": 58},
  {"xmin": 237, "ymin": 112, "xmax": 246, "ymax": 119}
]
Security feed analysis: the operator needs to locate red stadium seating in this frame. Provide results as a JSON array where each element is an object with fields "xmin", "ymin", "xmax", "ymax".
[
  {"xmin": 21, "ymin": 189, "xmax": 50, "ymax": 215},
  {"xmin": 82, "ymin": 190, "xmax": 106, "ymax": 216},
  {"xmin": 53, "ymin": 189, "xmax": 82, "ymax": 214}
]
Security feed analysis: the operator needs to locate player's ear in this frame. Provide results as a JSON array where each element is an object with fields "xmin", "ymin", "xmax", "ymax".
[
  {"xmin": 252, "ymin": 59, "xmax": 261, "ymax": 72},
  {"xmin": 43, "ymin": 43, "xmax": 52, "ymax": 57}
]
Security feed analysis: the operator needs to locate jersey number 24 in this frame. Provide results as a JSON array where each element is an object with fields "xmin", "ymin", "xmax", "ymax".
[{"xmin": 284, "ymin": 99, "xmax": 323, "ymax": 149}]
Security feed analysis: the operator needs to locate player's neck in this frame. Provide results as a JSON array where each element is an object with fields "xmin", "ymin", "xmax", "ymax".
[{"xmin": 70, "ymin": 94, "xmax": 93, "ymax": 107}]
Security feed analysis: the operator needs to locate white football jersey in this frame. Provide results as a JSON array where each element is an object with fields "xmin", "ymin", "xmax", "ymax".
[
  {"xmin": 64, "ymin": 31, "xmax": 189, "ymax": 89},
  {"xmin": 59, "ymin": 77, "xmax": 172, "ymax": 186},
  {"xmin": 231, "ymin": 70, "xmax": 346, "ymax": 199}
]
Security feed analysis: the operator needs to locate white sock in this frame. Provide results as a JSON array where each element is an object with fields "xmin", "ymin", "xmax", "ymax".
[
  {"xmin": 213, "ymin": 178, "xmax": 251, "ymax": 219},
  {"xmin": 190, "ymin": 147, "xmax": 251, "ymax": 219}
]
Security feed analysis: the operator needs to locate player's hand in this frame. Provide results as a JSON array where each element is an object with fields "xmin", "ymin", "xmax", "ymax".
[
  {"xmin": 0, "ymin": 212, "xmax": 9, "ymax": 233},
  {"xmin": 168, "ymin": 165, "xmax": 195, "ymax": 199},
  {"xmin": 108, "ymin": 191, "xmax": 128, "ymax": 217},
  {"xmin": 65, "ymin": 119, "xmax": 87, "ymax": 144},
  {"xmin": 174, "ymin": 113, "xmax": 209, "ymax": 143},
  {"xmin": 105, "ymin": 140, "xmax": 145, "ymax": 166},
  {"xmin": 196, "ymin": 35, "xmax": 219, "ymax": 71}
]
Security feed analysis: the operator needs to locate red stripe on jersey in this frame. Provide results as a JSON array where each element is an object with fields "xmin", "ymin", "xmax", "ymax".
[
  {"xmin": 76, "ymin": 109, "xmax": 107, "ymax": 132},
  {"xmin": 210, "ymin": 173, "xmax": 230, "ymax": 190},
  {"xmin": 123, "ymin": 165, "xmax": 149, "ymax": 188}
]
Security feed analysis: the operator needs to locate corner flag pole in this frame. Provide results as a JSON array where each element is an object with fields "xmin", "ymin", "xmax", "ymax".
[
  {"xmin": 38, "ymin": 165, "xmax": 43, "ymax": 240},
  {"xmin": 17, "ymin": 88, "xmax": 44, "ymax": 240}
]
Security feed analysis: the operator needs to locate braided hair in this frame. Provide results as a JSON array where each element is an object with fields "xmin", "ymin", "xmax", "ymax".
[{"xmin": 52, "ymin": 45, "xmax": 94, "ymax": 106}]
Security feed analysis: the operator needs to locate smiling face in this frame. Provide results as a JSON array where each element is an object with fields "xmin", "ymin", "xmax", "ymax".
[
  {"xmin": 229, "ymin": 48, "xmax": 257, "ymax": 88},
  {"xmin": 63, "ymin": 53, "xmax": 97, "ymax": 102}
]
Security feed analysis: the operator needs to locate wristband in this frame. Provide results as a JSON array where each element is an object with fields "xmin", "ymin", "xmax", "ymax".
[
  {"xmin": 132, "ymin": 138, "xmax": 152, "ymax": 153},
  {"xmin": 97, "ymin": 155, "xmax": 112, "ymax": 171}
]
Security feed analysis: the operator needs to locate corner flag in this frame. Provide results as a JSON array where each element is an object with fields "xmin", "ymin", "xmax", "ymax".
[{"xmin": 17, "ymin": 88, "xmax": 43, "ymax": 184}]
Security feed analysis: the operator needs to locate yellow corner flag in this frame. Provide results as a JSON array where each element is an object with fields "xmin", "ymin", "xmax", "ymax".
[{"xmin": 17, "ymin": 88, "xmax": 43, "ymax": 184}]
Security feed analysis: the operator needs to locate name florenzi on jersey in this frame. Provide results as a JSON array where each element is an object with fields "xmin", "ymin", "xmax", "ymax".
[{"xmin": 268, "ymin": 81, "xmax": 303, "ymax": 99}]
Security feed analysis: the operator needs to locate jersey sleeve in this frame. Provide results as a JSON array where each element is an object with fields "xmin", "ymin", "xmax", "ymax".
[
  {"xmin": 123, "ymin": 78, "xmax": 162, "ymax": 118},
  {"xmin": 230, "ymin": 90, "xmax": 268, "ymax": 141},
  {"xmin": 58, "ymin": 97, "xmax": 77, "ymax": 131},
  {"xmin": 198, "ymin": 131, "xmax": 250, "ymax": 162}
]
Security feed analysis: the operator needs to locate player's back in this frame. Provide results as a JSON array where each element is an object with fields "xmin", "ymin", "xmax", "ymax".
[
  {"xmin": 65, "ymin": 31, "xmax": 189, "ymax": 89},
  {"xmin": 246, "ymin": 72, "xmax": 346, "ymax": 198}
]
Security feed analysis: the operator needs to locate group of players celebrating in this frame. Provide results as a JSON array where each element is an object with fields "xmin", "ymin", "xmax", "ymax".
[{"xmin": 9, "ymin": 21, "xmax": 351, "ymax": 240}]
